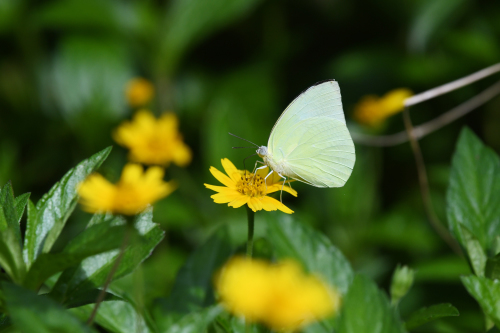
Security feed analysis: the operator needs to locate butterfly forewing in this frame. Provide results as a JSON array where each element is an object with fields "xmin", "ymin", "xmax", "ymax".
[{"xmin": 267, "ymin": 81, "xmax": 355, "ymax": 188}]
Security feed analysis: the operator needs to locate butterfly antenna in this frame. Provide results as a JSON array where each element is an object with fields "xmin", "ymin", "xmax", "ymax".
[
  {"xmin": 228, "ymin": 132, "xmax": 259, "ymax": 148},
  {"xmin": 232, "ymin": 146, "xmax": 256, "ymax": 149},
  {"xmin": 242, "ymin": 153, "xmax": 257, "ymax": 172}
]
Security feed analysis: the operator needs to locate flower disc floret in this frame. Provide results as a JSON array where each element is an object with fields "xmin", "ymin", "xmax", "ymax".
[
  {"xmin": 216, "ymin": 257, "xmax": 340, "ymax": 331},
  {"xmin": 78, "ymin": 163, "xmax": 176, "ymax": 215},
  {"xmin": 236, "ymin": 172, "xmax": 266, "ymax": 197},
  {"xmin": 204, "ymin": 158, "xmax": 296, "ymax": 214}
]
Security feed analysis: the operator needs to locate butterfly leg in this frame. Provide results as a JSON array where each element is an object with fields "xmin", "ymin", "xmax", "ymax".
[
  {"xmin": 252, "ymin": 160, "xmax": 266, "ymax": 173},
  {"xmin": 252, "ymin": 161, "xmax": 267, "ymax": 184},
  {"xmin": 263, "ymin": 169, "xmax": 274, "ymax": 194},
  {"xmin": 277, "ymin": 172, "xmax": 287, "ymax": 203}
]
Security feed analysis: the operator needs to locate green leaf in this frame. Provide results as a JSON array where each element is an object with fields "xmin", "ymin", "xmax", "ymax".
[
  {"xmin": 0, "ymin": 182, "xmax": 21, "ymax": 244},
  {"xmin": 59, "ymin": 289, "xmax": 123, "ymax": 309},
  {"xmin": 336, "ymin": 275, "xmax": 406, "ymax": 333},
  {"xmin": 461, "ymin": 275, "xmax": 500, "ymax": 327},
  {"xmin": 153, "ymin": 226, "xmax": 235, "ymax": 332},
  {"xmin": 2, "ymin": 282, "xmax": 94, "ymax": 333},
  {"xmin": 0, "ymin": 228, "xmax": 25, "ymax": 284},
  {"xmin": 405, "ymin": 303, "xmax": 459, "ymax": 330},
  {"xmin": 486, "ymin": 254, "xmax": 500, "ymax": 280},
  {"xmin": 23, "ymin": 219, "xmax": 126, "ymax": 290},
  {"xmin": 22, "ymin": 146, "xmax": 112, "ymax": 269},
  {"xmin": 159, "ymin": 0, "xmax": 262, "ymax": 74},
  {"xmin": 460, "ymin": 225, "xmax": 487, "ymax": 277},
  {"xmin": 265, "ymin": 215, "xmax": 354, "ymax": 295},
  {"xmin": 70, "ymin": 300, "xmax": 153, "ymax": 333},
  {"xmin": 13, "ymin": 193, "xmax": 30, "ymax": 224},
  {"xmin": 163, "ymin": 306, "xmax": 222, "ymax": 333},
  {"xmin": 52, "ymin": 209, "xmax": 164, "ymax": 298},
  {"xmin": 447, "ymin": 127, "xmax": 500, "ymax": 251}
]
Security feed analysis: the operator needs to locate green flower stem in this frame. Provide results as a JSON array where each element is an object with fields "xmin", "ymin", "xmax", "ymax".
[
  {"xmin": 246, "ymin": 206, "xmax": 255, "ymax": 258},
  {"xmin": 87, "ymin": 215, "xmax": 133, "ymax": 326},
  {"xmin": 245, "ymin": 206, "xmax": 255, "ymax": 333}
]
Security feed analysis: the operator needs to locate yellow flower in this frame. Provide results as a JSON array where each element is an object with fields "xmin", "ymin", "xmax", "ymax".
[
  {"xmin": 125, "ymin": 78, "xmax": 154, "ymax": 107},
  {"xmin": 204, "ymin": 158, "xmax": 296, "ymax": 214},
  {"xmin": 113, "ymin": 110, "xmax": 192, "ymax": 167},
  {"xmin": 78, "ymin": 163, "xmax": 176, "ymax": 215},
  {"xmin": 216, "ymin": 257, "xmax": 340, "ymax": 331},
  {"xmin": 353, "ymin": 88, "xmax": 413, "ymax": 127}
]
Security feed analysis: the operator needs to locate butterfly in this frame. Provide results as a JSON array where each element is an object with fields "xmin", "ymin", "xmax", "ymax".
[{"xmin": 233, "ymin": 80, "xmax": 355, "ymax": 195}]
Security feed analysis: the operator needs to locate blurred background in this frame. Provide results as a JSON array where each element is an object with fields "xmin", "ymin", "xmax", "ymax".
[{"xmin": 1, "ymin": 0, "xmax": 500, "ymax": 331}]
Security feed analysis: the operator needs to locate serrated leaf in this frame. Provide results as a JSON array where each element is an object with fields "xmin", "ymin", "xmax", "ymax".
[
  {"xmin": 2, "ymin": 282, "xmax": 95, "ymax": 333},
  {"xmin": 447, "ymin": 127, "xmax": 500, "ymax": 251},
  {"xmin": 53, "ymin": 209, "xmax": 164, "ymax": 298},
  {"xmin": 159, "ymin": 0, "xmax": 262, "ymax": 74},
  {"xmin": 405, "ymin": 303, "xmax": 459, "ymax": 330},
  {"xmin": 336, "ymin": 275, "xmax": 406, "ymax": 333},
  {"xmin": 0, "ymin": 227, "xmax": 25, "ymax": 284},
  {"xmin": 461, "ymin": 275, "xmax": 500, "ymax": 327},
  {"xmin": 13, "ymin": 192, "xmax": 30, "ymax": 223},
  {"xmin": 0, "ymin": 182, "xmax": 21, "ymax": 244},
  {"xmin": 22, "ymin": 147, "xmax": 112, "ymax": 269},
  {"xmin": 153, "ymin": 226, "xmax": 235, "ymax": 332},
  {"xmin": 460, "ymin": 225, "xmax": 487, "ymax": 277},
  {"xmin": 23, "ymin": 219, "xmax": 126, "ymax": 290},
  {"xmin": 265, "ymin": 215, "xmax": 354, "ymax": 333}
]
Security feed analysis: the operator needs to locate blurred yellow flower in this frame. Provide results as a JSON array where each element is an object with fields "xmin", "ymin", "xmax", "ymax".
[
  {"xmin": 216, "ymin": 257, "xmax": 340, "ymax": 331},
  {"xmin": 204, "ymin": 158, "xmax": 296, "ymax": 214},
  {"xmin": 78, "ymin": 163, "xmax": 176, "ymax": 215},
  {"xmin": 113, "ymin": 110, "xmax": 192, "ymax": 167},
  {"xmin": 353, "ymin": 88, "xmax": 413, "ymax": 127},
  {"xmin": 126, "ymin": 78, "xmax": 154, "ymax": 107}
]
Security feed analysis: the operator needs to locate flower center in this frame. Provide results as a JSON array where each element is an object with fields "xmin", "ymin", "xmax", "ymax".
[{"xmin": 236, "ymin": 172, "xmax": 266, "ymax": 197}]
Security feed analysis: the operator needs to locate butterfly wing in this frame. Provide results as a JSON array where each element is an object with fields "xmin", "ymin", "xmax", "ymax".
[{"xmin": 268, "ymin": 81, "xmax": 355, "ymax": 188}]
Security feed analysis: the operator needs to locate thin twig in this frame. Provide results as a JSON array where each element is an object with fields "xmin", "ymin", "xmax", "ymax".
[
  {"xmin": 352, "ymin": 79, "xmax": 500, "ymax": 146},
  {"xmin": 402, "ymin": 108, "xmax": 462, "ymax": 256},
  {"xmin": 404, "ymin": 63, "xmax": 500, "ymax": 107},
  {"xmin": 87, "ymin": 226, "xmax": 131, "ymax": 326}
]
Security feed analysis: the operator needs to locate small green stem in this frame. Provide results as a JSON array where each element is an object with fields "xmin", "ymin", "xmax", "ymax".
[
  {"xmin": 246, "ymin": 206, "xmax": 255, "ymax": 258},
  {"xmin": 245, "ymin": 206, "xmax": 255, "ymax": 333}
]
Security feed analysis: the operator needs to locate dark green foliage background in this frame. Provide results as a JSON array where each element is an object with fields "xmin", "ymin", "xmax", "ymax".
[{"xmin": 1, "ymin": 0, "xmax": 500, "ymax": 332}]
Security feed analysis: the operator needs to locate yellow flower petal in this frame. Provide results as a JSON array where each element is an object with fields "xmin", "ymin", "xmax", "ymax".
[
  {"xmin": 221, "ymin": 158, "xmax": 241, "ymax": 183},
  {"xmin": 211, "ymin": 192, "xmax": 243, "ymax": 204},
  {"xmin": 353, "ymin": 88, "xmax": 413, "ymax": 127},
  {"xmin": 267, "ymin": 183, "xmax": 297, "ymax": 197},
  {"xmin": 204, "ymin": 184, "xmax": 232, "ymax": 193},
  {"xmin": 113, "ymin": 110, "xmax": 192, "ymax": 167},
  {"xmin": 261, "ymin": 196, "xmax": 294, "ymax": 214},
  {"xmin": 228, "ymin": 197, "xmax": 250, "ymax": 208},
  {"xmin": 216, "ymin": 257, "xmax": 339, "ymax": 331},
  {"xmin": 205, "ymin": 158, "xmax": 295, "ymax": 214},
  {"xmin": 209, "ymin": 166, "xmax": 235, "ymax": 188},
  {"xmin": 78, "ymin": 163, "xmax": 174, "ymax": 215}
]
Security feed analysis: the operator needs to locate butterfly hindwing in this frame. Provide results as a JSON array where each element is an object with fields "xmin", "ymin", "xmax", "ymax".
[{"xmin": 267, "ymin": 81, "xmax": 355, "ymax": 187}]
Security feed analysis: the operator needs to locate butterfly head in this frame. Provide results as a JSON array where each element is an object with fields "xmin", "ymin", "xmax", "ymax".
[{"xmin": 256, "ymin": 146, "xmax": 268, "ymax": 158}]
